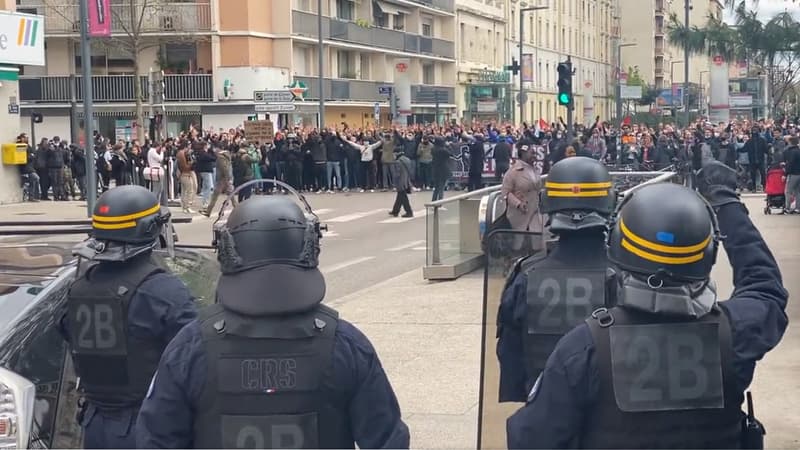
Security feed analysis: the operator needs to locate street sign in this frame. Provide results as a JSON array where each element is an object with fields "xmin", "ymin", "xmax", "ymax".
[
  {"xmin": 378, "ymin": 86, "xmax": 393, "ymax": 95},
  {"xmin": 254, "ymin": 90, "xmax": 295, "ymax": 103},
  {"xmin": 255, "ymin": 103, "xmax": 297, "ymax": 112},
  {"xmin": 374, "ymin": 102, "xmax": 380, "ymax": 121},
  {"xmin": 620, "ymin": 85, "xmax": 642, "ymax": 99},
  {"xmin": 8, "ymin": 103, "xmax": 19, "ymax": 114},
  {"xmin": 516, "ymin": 92, "xmax": 528, "ymax": 104}
]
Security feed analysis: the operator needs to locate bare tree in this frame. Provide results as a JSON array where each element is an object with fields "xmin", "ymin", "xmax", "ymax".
[{"xmin": 43, "ymin": 0, "xmax": 208, "ymax": 141}]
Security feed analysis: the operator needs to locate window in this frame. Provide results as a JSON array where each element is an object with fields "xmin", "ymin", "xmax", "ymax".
[
  {"xmin": 360, "ymin": 54, "xmax": 371, "ymax": 79},
  {"xmin": 421, "ymin": 16, "xmax": 433, "ymax": 36},
  {"xmin": 336, "ymin": 0, "xmax": 354, "ymax": 20},
  {"xmin": 292, "ymin": 0, "xmax": 311, "ymax": 11},
  {"xmin": 293, "ymin": 46, "xmax": 311, "ymax": 76},
  {"xmin": 394, "ymin": 12, "xmax": 405, "ymax": 31},
  {"xmin": 376, "ymin": 12, "xmax": 389, "ymax": 28},
  {"xmin": 337, "ymin": 50, "xmax": 356, "ymax": 78},
  {"xmin": 422, "ymin": 63, "xmax": 435, "ymax": 85}
]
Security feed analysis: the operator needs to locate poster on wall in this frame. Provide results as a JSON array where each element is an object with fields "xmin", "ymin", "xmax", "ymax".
[
  {"xmin": 394, "ymin": 58, "xmax": 412, "ymax": 119},
  {"xmin": 583, "ymin": 81, "xmax": 594, "ymax": 126},
  {"xmin": 709, "ymin": 55, "xmax": 730, "ymax": 123},
  {"xmin": 521, "ymin": 54, "xmax": 534, "ymax": 83},
  {"xmin": 115, "ymin": 120, "xmax": 134, "ymax": 142}
]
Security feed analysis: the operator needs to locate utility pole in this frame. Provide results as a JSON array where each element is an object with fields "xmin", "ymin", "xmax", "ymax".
[
  {"xmin": 683, "ymin": 0, "xmax": 690, "ymax": 127},
  {"xmin": 616, "ymin": 42, "xmax": 637, "ymax": 127},
  {"xmin": 79, "ymin": 0, "xmax": 97, "ymax": 217},
  {"xmin": 566, "ymin": 56, "xmax": 574, "ymax": 140},
  {"xmin": 317, "ymin": 0, "xmax": 325, "ymax": 129}
]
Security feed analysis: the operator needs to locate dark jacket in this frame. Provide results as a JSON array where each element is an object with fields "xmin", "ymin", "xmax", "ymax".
[
  {"xmin": 493, "ymin": 141, "xmax": 512, "ymax": 167},
  {"xmin": 784, "ymin": 145, "xmax": 800, "ymax": 175},
  {"xmin": 46, "ymin": 145, "xmax": 65, "ymax": 169},
  {"xmin": 431, "ymin": 139, "xmax": 451, "ymax": 183},
  {"xmin": 71, "ymin": 147, "xmax": 87, "ymax": 177},
  {"xmin": 305, "ymin": 135, "xmax": 327, "ymax": 163},
  {"xmin": 194, "ymin": 148, "xmax": 217, "ymax": 173}
]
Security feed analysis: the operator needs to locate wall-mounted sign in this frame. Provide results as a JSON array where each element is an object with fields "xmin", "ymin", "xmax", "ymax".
[
  {"xmin": 0, "ymin": 12, "xmax": 45, "ymax": 66},
  {"xmin": 477, "ymin": 69, "xmax": 510, "ymax": 84}
]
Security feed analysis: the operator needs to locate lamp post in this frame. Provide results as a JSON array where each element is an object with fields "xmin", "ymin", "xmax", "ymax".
[
  {"xmin": 519, "ymin": 4, "xmax": 548, "ymax": 124},
  {"xmin": 79, "ymin": 0, "xmax": 96, "ymax": 216},
  {"xmin": 317, "ymin": 0, "xmax": 325, "ymax": 129},
  {"xmin": 699, "ymin": 70, "xmax": 709, "ymax": 117},
  {"xmin": 670, "ymin": 60, "xmax": 683, "ymax": 121},
  {"xmin": 683, "ymin": 0, "xmax": 690, "ymax": 126},
  {"xmin": 615, "ymin": 42, "xmax": 637, "ymax": 126}
]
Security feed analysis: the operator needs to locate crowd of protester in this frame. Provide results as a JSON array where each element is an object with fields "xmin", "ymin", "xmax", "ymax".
[{"xmin": 16, "ymin": 114, "xmax": 800, "ymax": 215}]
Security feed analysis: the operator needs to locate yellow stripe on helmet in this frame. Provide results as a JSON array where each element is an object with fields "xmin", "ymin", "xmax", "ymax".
[
  {"xmin": 92, "ymin": 204, "xmax": 160, "ymax": 223},
  {"xmin": 620, "ymin": 218, "xmax": 710, "ymax": 255},
  {"xmin": 92, "ymin": 220, "xmax": 138, "ymax": 230},
  {"xmin": 621, "ymin": 238, "xmax": 705, "ymax": 265},
  {"xmin": 547, "ymin": 190, "xmax": 610, "ymax": 198},
  {"xmin": 545, "ymin": 181, "xmax": 613, "ymax": 190}
]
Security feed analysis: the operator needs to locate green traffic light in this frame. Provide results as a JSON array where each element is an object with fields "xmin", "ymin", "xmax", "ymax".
[{"xmin": 558, "ymin": 93, "xmax": 571, "ymax": 105}]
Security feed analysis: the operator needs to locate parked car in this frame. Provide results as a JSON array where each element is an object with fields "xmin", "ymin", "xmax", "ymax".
[{"xmin": 0, "ymin": 238, "xmax": 218, "ymax": 449}]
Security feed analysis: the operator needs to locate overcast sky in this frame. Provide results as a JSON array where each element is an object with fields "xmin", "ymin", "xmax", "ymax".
[{"xmin": 722, "ymin": 0, "xmax": 800, "ymax": 23}]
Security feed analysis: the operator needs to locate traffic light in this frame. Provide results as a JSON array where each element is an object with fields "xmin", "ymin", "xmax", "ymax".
[
  {"xmin": 557, "ymin": 61, "xmax": 573, "ymax": 106},
  {"xmin": 32, "ymin": 112, "xmax": 43, "ymax": 123}
]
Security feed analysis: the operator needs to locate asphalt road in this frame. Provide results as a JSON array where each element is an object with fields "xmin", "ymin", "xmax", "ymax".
[{"xmin": 172, "ymin": 189, "xmax": 442, "ymax": 301}]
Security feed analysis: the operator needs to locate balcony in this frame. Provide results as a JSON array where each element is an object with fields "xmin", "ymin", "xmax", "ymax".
[
  {"xmin": 295, "ymin": 77, "xmax": 455, "ymax": 104},
  {"xmin": 410, "ymin": 0, "xmax": 456, "ymax": 12},
  {"xmin": 19, "ymin": 74, "xmax": 213, "ymax": 103},
  {"xmin": 18, "ymin": 2, "xmax": 213, "ymax": 35},
  {"xmin": 292, "ymin": 11, "xmax": 455, "ymax": 59},
  {"xmin": 655, "ymin": 0, "xmax": 665, "ymax": 15}
]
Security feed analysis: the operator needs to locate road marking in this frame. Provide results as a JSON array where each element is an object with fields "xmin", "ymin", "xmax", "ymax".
[
  {"xmin": 326, "ymin": 208, "xmax": 385, "ymax": 223},
  {"xmin": 314, "ymin": 208, "xmax": 334, "ymax": 216},
  {"xmin": 322, "ymin": 230, "xmax": 339, "ymax": 238},
  {"xmin": 386, "ymin": 239, "xmax": 426, "ymax": 252},
  {"xmin": 321, "ymin": 256, "xmax": 375, "ymax": 274},
  {"xmin": 378, "ymin": 209, "xmax": 428, "ymax": 224}
]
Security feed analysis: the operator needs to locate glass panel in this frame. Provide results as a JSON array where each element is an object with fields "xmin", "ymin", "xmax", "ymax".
[{"xmin": 425, "ymin": 202, "xmax": 461, "ymax": 266}]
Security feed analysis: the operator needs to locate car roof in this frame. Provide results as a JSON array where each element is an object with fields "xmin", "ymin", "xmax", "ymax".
[{"xmin": 0, "ymin": 242, "xmax": 79, "ymax": 337}]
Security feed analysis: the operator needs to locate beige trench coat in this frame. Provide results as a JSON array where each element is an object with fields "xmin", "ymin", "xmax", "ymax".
[{"xmin": 501, "ymin": 159, "xmax": 544, "ymax": 233}]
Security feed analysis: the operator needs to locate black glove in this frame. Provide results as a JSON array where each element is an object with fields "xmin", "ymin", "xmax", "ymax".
[{"xmin": 696, "ymin": 161, "xmax": 740, "ymax": 209}]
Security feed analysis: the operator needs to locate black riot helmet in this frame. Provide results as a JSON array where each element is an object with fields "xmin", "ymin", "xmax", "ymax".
[
  {"xmin": 608, "ymin": 183, "xmax": 721, "ymax": 283},
  {"xmin": 541, "ymin": 156, "xmax": 615, "ymax": 232},
  {"xmin": 214, "ymin": 182, "xmax": 327, "ymax": 315},
  {"xmin": 91, "ymin": 185, "xmax": 169, "ymax": 245}
]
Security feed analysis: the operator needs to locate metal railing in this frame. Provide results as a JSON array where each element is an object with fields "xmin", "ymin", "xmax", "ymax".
[
  {"xmin": 21, "ymin": 2, "xmax": 213, "ymax": 34},
  {"xmin": 19, "ymin": 74, "xmax": 213, "ymax": 103},
  {"xmin": 422, "ymin": 171, "xmax": 679, "ymax": 280}
]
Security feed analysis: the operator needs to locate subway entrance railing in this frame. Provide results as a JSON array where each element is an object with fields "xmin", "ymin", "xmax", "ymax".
[{"xmin": 423, "ymin": 170, "xmax": 681, "ymax": 280}]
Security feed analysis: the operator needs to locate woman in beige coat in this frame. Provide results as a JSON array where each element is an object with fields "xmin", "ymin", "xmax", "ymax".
[{"xmin": 501, "ymin": 143, "xmax": 544, "ymax": 249}]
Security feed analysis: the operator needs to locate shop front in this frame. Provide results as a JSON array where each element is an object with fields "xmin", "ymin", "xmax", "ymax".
[{"xmin": 462, "ymin": 69, "xmax": 512, "ymax": 123}]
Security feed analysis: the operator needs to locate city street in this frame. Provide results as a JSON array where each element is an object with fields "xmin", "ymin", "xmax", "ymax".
[{"xmin": 0, "ymin": 189, "xmax": 444, "ymax": 301}]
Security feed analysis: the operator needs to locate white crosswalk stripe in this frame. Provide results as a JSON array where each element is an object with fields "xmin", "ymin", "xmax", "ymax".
[
  {"xmin": 377, "ymin": 209, "xmax": 428, "ymax": 224},
  {"xmin": 386, "ymin": 240, "xmax": 426, "ymax": 252},
  {"xmin": 321, "ymin": 256, "xmax": 376, "ymax": 274},
  {"xmin": 314, "ymin": 208, "xmax": 335, "ymax": 216},
  {"xmin": 326, "ymin": 208, "xmax": 385, "ymax": 223}
]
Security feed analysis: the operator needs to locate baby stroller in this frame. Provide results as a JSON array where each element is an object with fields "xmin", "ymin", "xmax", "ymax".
[{"xmin": 763, "ymin": 164, "xmax": 786, "ymax": 214}]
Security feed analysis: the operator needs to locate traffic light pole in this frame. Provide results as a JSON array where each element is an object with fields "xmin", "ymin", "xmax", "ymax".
[
  {"xmin": 79, "ymin": 0, "xmax": 97, "ymax": 217},
  {"xmin": 566, "ymin": 56, "xmax": 574, "ymax": 141},
  {"xmin": 518, "ymin": 11, "xmax": 525, "ymax": 124}
]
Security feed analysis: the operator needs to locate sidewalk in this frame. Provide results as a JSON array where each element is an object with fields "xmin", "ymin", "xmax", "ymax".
[{"xmin": 328, "ymin": 270, "xmax": 483, "ymax": 449}]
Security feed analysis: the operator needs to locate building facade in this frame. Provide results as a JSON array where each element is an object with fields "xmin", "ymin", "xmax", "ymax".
[
  {"xmin": 454, "ymin": 0, "xmax": 509, "ymax": 123},
  {"xmin": 506, "ymin": 0, "xmax": 617, "ymax": 125},
  {"xmin": 17, "ymin": 0, "xmax": 457, "ymax": 140},
  {"xmin": 619, "ymin": 0, "xmax": 722, "ymax": 90}
]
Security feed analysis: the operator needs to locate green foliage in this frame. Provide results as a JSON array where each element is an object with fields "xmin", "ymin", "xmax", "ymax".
[{"xmin": 626, "ymin": 67, "xmax": 645, "ymax": 86}]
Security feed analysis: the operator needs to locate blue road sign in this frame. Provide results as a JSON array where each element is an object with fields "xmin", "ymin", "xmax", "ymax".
[{"xmin": 378, "ymin": 86, "xmax": 393, "ymax": 95}]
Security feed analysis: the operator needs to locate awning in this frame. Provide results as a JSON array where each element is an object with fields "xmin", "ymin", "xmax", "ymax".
[
  {"xmin": 375, "ymin": 0, "xmax": 410, "ymax": 15},
  {"xmin": 0, "ymin": 65, "xmax": 20, "ymax": 82}
]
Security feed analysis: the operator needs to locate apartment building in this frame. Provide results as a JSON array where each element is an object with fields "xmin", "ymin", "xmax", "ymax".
[
  {"xmin": 455, "ymin": 0, "xmax": 509, "ymax": 122},
  {"xmin": 16, "ymin": 0, "xmax": 457, "ymax": 140},
  {"xmin": 619, "ymin": 0, "xmax": 723, "ymax": 90},
  {"xmin": 506, "ymin": 0, "xmax": 617, "ymax": 125}
]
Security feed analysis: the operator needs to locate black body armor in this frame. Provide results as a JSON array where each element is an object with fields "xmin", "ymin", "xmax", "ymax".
[
  {"xmin": 581, "ymin": 305, "xmax": 743, "ymax": 448},
  {"xmin": 67, "ymin": 255, "xmax": 165, "ymax": 409},
  {"xmin": 192, "ymin": 303, "xmax": 353, "ymax": 449}
]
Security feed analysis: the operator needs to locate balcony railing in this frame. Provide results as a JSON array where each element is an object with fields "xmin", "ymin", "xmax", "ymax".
[
  {"xmin": 412, "ymin": 0, "xmax": 456, "ymax": 12},
  {"xmin": 295, "ymin": 77, "xmax": 455, "ymax": 104},
  {"xmin": 18, "ymin": 2, "xmax": 213, "ymax": 35},
  {"xmin": 19, "ymin": 75, "xmax": 213, "ymax": 103},
  {"xmin": 293, "ymin": 11, "xmax": 455, "ymax": 59}
]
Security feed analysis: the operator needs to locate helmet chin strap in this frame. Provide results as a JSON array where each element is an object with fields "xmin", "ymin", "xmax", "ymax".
[{"xmin": 74, "ymin": 239, "xmax": 156, "ymax": 263}]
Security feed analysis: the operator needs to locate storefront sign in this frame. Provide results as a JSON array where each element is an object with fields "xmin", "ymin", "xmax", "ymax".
[
  {"xmin": 0, "ymin": 12, "xmax": 45, "ymax": 66},
  {"xmin": 477, "ymin": 69, "xmax": 510, "ymax": 84}
]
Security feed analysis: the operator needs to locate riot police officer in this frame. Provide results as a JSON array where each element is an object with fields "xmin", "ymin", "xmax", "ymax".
[
  {"xmin": 507, "ymin": 163, "xmax": 788, "ymax": 448},
  {"xmin": 61, "ymin": 185, "xmax": 198, "ymax": 448},
  {"xmin": 497, "ymin": 157, "xmax": 615, "ymax": 402},
  {"xmin": 136, "ymin": 190, "xmax": 410, "ymax": 449}
]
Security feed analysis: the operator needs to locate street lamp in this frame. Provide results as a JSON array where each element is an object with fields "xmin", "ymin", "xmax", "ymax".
[
  {"xmin": 670, "ymin": 60, "xmax": 683, "ymax": 119},
  {"xmin": 317, "ymin": 0, "xmax": 325, "ymax": 129},
  {"xmin": 615, "ymin": 42, "xmax": 637, "ymax": 126},
  {"xmin": 699, "ymin": 70, "xmax": 709, "ymax": 117},
  {"xmin": 519, "ymin": 4, "xmax": 548, "ymax": 124}
]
